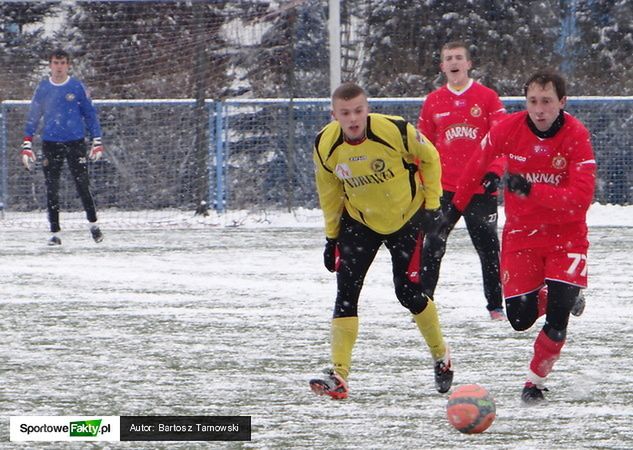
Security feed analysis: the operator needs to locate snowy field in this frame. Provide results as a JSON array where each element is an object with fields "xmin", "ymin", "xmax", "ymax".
[{"xmin": 1, "ymin": 204, "xmax": 632, "ymax": 449}]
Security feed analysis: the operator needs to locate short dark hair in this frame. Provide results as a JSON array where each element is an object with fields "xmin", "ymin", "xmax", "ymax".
[
  {"xmin": 332, "ymin": 82, "xmax": 367, "ymax": 102},
  {"xmin": 49, "ymin": 49, "xmax": 70, "ymax": 63},
  {"xmin": 441, "ymin": 41, "xmax": 471, "ymax": 60},
  {"xmin": 523, "ymin": 71, "xmax": 566, "ymax": 99}
]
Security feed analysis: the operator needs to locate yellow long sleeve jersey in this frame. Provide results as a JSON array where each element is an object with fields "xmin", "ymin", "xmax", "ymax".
[{"xmin": 313, "ymin": 113, "xmax": 442, "ymax": 238}]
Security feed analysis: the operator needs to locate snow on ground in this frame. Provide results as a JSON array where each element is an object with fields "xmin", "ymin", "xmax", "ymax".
[
  {"xmin": 2, "ymin": 202, "xmax": 630, "ymax": 232},
  {"xmin": 0, "ymin": 204, "xmax": 631, "ymax": 449}
]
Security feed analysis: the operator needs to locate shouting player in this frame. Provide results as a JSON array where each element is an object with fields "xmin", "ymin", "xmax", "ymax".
[
  {"xmin": 417, "ymin": 41, "xmax": 507, "ymax": 320},
  {"xmin": 21, "ymin": 49, "xmax": 104, "ymax": 245},
  {"xmin": 452, "ymin": 71, "xmax": 595, "ymax": 403},
  {"xmin": 309, "ymin": 82, "xmax": 454, "ymax": 399}
]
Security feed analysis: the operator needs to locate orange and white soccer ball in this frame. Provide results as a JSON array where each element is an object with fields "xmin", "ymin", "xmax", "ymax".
[{"xmin": 446, "ymin": 384, "xmax": 496, "ymax": 434}]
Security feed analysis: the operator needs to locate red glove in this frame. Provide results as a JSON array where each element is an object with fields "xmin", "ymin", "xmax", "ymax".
[
  {"xmin": 89, "ymin": 137, "xmax": 104, "ymax": 161},
  {"xmin": 20, "ymin": 138, "xmax": 35, "ymax": 171}
]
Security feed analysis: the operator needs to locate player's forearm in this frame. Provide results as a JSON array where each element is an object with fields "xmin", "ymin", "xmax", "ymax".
[
  {"xmin": 315, "ymin": 168, "xmax": 344, "ymax": 238},
  {"xmin": 24, "ymin": 106, "xmax": 42, "ymax": 137},
  {"xmin": 453, "ymin": 149, "xmax": 494, "ymax": 211}
]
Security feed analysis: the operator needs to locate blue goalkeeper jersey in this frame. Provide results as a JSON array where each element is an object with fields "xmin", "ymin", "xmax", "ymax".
[{"xmin": 24, "ymin": 76, "xmax": 101, "ymax": 142}]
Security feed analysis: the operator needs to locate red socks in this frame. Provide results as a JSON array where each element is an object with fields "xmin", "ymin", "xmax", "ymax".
[{"xmin": 530, "ymin": 329, "xmax": 565, "ymax": 378}]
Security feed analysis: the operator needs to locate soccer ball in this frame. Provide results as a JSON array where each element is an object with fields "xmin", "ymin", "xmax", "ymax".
[{"xmin": 446, "ymin": 384, "xmax": 496, "ymax": 434}]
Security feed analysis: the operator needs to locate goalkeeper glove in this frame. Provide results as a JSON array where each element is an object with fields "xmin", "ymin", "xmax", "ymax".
[
  {"xmin": 323, "ymin": 238, "xmax": 340, "ymax": 273},
  {"xmin": 481, "ymin": 172, "xmax": 501, "ymax": 194},
  {"xmin": 20, "ymin": 138, "xmax": 35, "ymax": 171},
  {"xmin": 507, "ymin": 173, "xmax": 531, "ymax": 196},
  {"xmin": 89, "ymin": 137, "xmax": 104, "ymax": 161}
]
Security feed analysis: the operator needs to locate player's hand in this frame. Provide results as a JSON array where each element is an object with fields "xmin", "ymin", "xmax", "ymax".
[
  {"xmin": 507, "ymin": 173, "xmax": 531, "ymax": 196},
  {"xmin": 323, "ymin": 238, "xmax": 340, "ymax": 273},
  {"xmin": 89, "ymin": 137, "xmax": 104, "ymax": 161},
  {"xmin": 422, "ymin": 207, "xmax": 443, "ymax": 234},
  {"xmin": 481, "ymin": 172, "xmax": 501, "ymax": 194},
  {"xmin": 20, "ymin": 139, "xmax": 35, "ymax": 171}
]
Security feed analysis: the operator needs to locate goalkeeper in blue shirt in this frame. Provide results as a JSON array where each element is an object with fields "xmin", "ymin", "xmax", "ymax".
[{"xmin": 21, "ymin": 49, "xmax": 104, "ymax": 245}]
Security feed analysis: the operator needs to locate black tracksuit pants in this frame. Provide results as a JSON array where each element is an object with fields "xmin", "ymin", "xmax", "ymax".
[
  {"xmin": 421, "ymin": 191, "xmax": 503, "ymax": 311},
  {"xmin": 42, "ymin": 139, "xmax": 97, "ymax": 232},
  {"xmin": 333, "ymin": 209, "xmax": 430, "ymax": 318}
]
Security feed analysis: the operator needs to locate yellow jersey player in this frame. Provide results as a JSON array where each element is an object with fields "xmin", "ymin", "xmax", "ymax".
[{"xmin": 309, "ymin": 82, "xmax": 454, "ymax": 399}]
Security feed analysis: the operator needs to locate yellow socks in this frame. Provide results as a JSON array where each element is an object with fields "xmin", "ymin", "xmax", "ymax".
[
  {"xmin": 329, "ymin": 304, "xmax": 445, "ymax": 380},
  {"xmin": 330, "ymin": 316, "xmax": 359, "ymax": 380},
  {"xmin": 412, "ymin": 299, "xmax": 446, "ymax": 360}
]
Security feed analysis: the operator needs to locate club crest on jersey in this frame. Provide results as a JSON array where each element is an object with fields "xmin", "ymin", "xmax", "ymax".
[
  {"xmin": 470, "ymin": 105, "xmax": 482, "ymax": 117},
  {"xmin": 371, "ymin": 159, "xmax": 385, "ymax": 173},
  {"xmin": 335, "ymin": 163, "xmax": 352, "ymax": 179},
  {"xmin": 65, "ymin": 93, "xmax": 76, "ymax": 102},
  {"xmin": 552, "ymin": 155, "xmax": 567, "ymax": 169}
]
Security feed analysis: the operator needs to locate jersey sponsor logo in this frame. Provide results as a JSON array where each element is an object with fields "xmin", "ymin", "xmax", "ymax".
[
  {"xmin": 335, "ymin": 163, "xmax": 352, "ymax": 179},
  {"xmin": 349, "ymin": 155, "xmax": 367, "ymax": 162},
  {"xmin": 65, "ymin": 93, "xmax": 76, "ymax": 102},
  {"xmin": 470, "ymin": 105, "xmax": 482, "ymax": 117},
  {"xmin": 343, "ymin": 168, "xmax": 396, "ymax": 188},
  {"xmin": 552, "ymin": 155, "xmax": 567, "ymax": 169},
  {"xmin": 533, "ymin": 144, "xmax": 548, "ymax": 154},
  {"xmin": 371, "ymin": 159, "xmax": 385, "ymax": 172},
  {"xmin": 509, "ymin": 153, "xmax": 527, "ymax": 162},
  {"xmin": 454, "ymin": 99, "xmax": 466, "ymax": 108},
  {"xmin": 444, "ymin": 123, "xmax": 478, "ymax": 142},
  {"xmin": 524, "ymin": 172, "xmax": 563, "ymax": 185}
]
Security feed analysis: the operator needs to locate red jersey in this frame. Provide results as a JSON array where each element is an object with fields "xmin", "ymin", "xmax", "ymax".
[
  {"xmin": 453, "ymin": 110, "xmax": 596, "ymax": 251},
  {"xmin": 417, "ymin": 79, "xmax": 506, "ymax": 192}
]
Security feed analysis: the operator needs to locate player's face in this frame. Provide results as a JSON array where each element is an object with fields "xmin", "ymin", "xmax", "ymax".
[
  {"xmin": 49, "ymin": 57, "xmax": 70, "ymax": 82},
  {"xmin": 331, "ymin": 94, "xmax": 369, "ymax": 141},
  {"xmin": 525, "ymin": 82, "xmax": 566, "ymax": 131},
  {"xmin": 440, "ymin": 47, "xmax": 472, "ymax": 88}
]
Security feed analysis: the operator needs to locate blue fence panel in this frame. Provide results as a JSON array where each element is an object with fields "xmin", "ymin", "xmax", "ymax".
[{"xmin": 1, "ymin": 97, "xmax": 631, "ymax": 215}]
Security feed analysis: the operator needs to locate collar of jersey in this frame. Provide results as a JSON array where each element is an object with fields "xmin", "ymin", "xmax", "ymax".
[
  {"xmin": 526, "ymin": 109, "xmax": 565, "ymax": 139},
  {"xmin": 344, "ymin": 131, "xmax": 367, "ymax": 145},
  {"xmin": 446, "ymin": 78, "xmax": 473, "ymax": 95},
  {"xmin": 49, "ymin": 76, "xmax": 71, "ymax": 87}
]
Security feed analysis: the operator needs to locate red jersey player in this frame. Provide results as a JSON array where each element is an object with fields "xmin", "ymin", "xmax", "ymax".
[
  {"xmin": 452, "ymin": 71, "xmax": 596, "ymax": 403},
  {"xmin": 417, "ymin": 41, "xmax": 507, "ymax": 320}
]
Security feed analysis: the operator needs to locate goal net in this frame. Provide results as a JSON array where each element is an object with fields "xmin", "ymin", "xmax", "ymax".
[
  {"xmin": 1, "ymin": 1, "xmax": 631, "ymax": 232},
  {"xmin": 1, "ymin": 0, "xmax": 330, "ymax": 230}
]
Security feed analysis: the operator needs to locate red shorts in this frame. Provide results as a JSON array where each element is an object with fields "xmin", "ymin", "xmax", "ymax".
[{"xmin": 501, "ymin": 243, "xmax": 589, "ymax": 298}]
